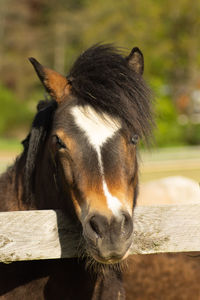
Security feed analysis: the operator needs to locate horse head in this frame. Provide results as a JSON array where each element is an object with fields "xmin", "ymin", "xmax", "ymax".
[{"xmin": 28, "ymin": 45, "xmax": 152, "ymax": 265}]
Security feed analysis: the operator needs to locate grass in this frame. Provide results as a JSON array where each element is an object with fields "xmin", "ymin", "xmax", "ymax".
[
  {"xmin": 140, "ymin": 146, "xmax": 200, "ymax": 183},
  {"xmin": 0, "ymin": 138, "xmax": 22, "ymax": 152},
  {"xmin": 140, "ymin": 167, "xmax": 200, "ymax": 183},
  {"xmin": 141, "ymin": 145, "xmax": 200, "ymax": 161},
  {"xmin": 0, "ymin": 138, "xmax": 22, "ymax": 173}
]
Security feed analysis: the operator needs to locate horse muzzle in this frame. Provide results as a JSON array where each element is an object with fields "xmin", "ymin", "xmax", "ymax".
[{"xmin": 83, "ymin": 211, "xmax": 133, "ymax": 264}]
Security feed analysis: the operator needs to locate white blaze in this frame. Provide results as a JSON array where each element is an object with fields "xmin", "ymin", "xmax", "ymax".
[
  {"xmin": 71, "ymin": 105, "xmax": 122, "ymax": 215},
  {"xmin": 102, "ymin": 180, "xmax": 122, "ymax": 216}
]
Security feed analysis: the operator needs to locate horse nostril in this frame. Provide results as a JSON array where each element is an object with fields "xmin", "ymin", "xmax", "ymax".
[
  {"xmin": 122, "ymin": 214, "xmax": 129, "ymax": 228},
  {"xmin": 84, "ymin": 212, "xmax": 133, "ymax": 247},
  {"xmin": 89, "ymin": 217, "xmax": 101, "ymax": 237},
  {"xmin": 121, "ymin": 213, "xmax": 133, "ymax": 239},
  {"xmin": 84, "ymin": 215, "xmax": 107, "ymax": 242}
]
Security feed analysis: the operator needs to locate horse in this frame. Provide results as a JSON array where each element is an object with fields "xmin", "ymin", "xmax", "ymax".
[{"xmin": 0, "ymin": 44, "xmax": 153, "ymax": 299}]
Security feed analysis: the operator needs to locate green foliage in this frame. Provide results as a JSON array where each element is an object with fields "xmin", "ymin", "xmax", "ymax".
[
  {"xmin": 152, "ymin": 78, "xmax": 185, "ymax": 147},
  {"xmin": 184, "ymin": 123, "xmax": 200, "ymax": 145},
  {"xmin": 0, "ymin": 84, "xmax": 32, "ymax": 137},
  {"xmin": 0, "ymin": 138, "xmax": 22, "ymax": 152},
  {"xmin": 153, "ymin": 77, "xmax": 200, "ymax": 147}
]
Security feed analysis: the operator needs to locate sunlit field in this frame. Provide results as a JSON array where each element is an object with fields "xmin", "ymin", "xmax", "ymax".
[
  {"xmin": 0, "ymin": 139, "xmax": 199, "ymax": 183},
  {"xmin": 140, "ymin": 146, "xmax": 200, "ymax": 183},
  {"xmin": 0, "ymin": 138, "xmax": 22, "ymax": 173}
]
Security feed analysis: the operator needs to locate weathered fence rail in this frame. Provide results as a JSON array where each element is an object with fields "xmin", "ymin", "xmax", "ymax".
[{"xmin": 1, "ymin": 203, "xmax": 200, "ymax": 262}]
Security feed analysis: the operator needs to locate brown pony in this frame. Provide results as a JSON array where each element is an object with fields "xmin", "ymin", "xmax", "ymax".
[
  {"xmin": 0, "ymin": 44, "xmax": 153, "ymax": 299},
  {"xmin": 2, "ymin": 44, "xmax": 199, "ymax": 300}
]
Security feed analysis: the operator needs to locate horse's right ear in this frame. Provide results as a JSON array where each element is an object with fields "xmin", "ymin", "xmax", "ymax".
[
  {"xmin": 126, "ymin": 47, "xmax": 144, "ymax": 75},
  {"xmin": 29, "ymin": 58, "xmax": 71, "ymax": 103}
]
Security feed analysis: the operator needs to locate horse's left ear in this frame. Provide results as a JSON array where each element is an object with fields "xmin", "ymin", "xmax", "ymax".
[
  {"xmin": 29, "ymin": 58, "xmax": 70, "ymax": 103},
  {"xmin": 126, "ymin": 47, "xmax": 144, "ymax": 75}
]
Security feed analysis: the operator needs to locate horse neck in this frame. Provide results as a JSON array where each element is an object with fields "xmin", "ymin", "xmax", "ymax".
[
  {"xmin": 92, "ymin": 268, "xmax": 125, "ymax": 300},
  {"xmin": 0, "ymin": 149, "xmax": 57, "ymax": 211},
  {"xmin": 0, "ymin": 156, "xmax": 25, "ymax": 211}
]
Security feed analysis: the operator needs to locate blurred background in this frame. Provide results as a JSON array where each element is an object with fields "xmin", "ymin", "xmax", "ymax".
[{"xmin": 0, "ymin": 0, "xmax": 200, "ymax": 183}]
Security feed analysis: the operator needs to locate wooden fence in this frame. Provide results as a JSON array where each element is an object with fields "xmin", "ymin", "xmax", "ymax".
[{"xmin": 1, "ymin": 203, "xmax": 200, "ymax": 263}]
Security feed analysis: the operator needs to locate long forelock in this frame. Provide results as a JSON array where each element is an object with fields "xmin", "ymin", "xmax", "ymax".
[{"xmin": 68, "ymin": 44, "xmax": 153, "ymax": 141}]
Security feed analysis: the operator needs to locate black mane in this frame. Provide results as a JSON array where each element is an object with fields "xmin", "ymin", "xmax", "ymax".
[
  {"xmin": 19, "ymin": 99, "xmax": 57, "ymax": 203},
  {"xmin": 68, "ymin": 44, "xmax": 153, "ymax": 140}
]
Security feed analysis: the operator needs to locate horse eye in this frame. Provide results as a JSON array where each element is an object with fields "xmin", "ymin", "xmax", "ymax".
[
  {"xmin": 131, "ymin": 134, "xmax": 139, "ymax": 145},
  {"xmin": 52, "ymin": 135, "xmax": 66, "ymax": 149}
]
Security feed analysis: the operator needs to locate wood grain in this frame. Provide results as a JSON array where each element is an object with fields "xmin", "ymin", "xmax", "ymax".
[{"xmin": 0, "ymin": 204, "xmax": 200, "ymax": 262}]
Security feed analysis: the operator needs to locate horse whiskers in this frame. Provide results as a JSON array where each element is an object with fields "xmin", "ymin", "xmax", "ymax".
[
  {"xmin": 76, "ymin": 237, "xmax": 86, "ymax": 261},
  {"xmin": 76, "ymin": 243, "xmax": 129, "ymax": 276}
]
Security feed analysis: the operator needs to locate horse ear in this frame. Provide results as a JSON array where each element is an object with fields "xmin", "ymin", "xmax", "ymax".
[
  {"xmin": 126, "ymin": 47, "xmax": 144, "ymax": 75},
  {"xmin": 29, "ymin": 58, "xmax": 70, "ymax": 103}
]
